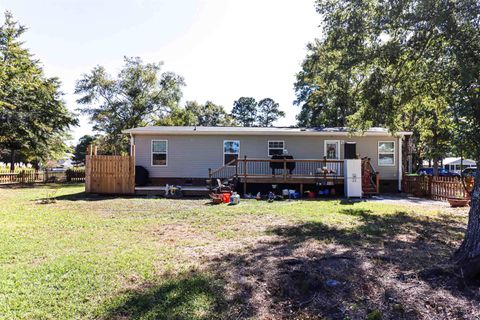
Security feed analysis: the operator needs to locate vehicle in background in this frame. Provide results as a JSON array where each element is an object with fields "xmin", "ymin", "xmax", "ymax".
[
  {"xmin": 462, "ymin": 167, "xmax": 477, "ymax": 178},
  {"xmin": 417, "ymin": 167, "xmax": 460, "ymax": 177}
]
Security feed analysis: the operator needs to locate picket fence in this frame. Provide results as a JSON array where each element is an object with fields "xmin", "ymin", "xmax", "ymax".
[
  {"xmin": 0, "ymin": 169, "xmax": 85, "ymax": 185},
  {"xmin": 402, "ymin": 175, "xmax": 474, "ymax": 201}
]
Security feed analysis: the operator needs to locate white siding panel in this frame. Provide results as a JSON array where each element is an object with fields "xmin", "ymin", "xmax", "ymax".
[{"xmin": 133, "ymin": 134, "xmax": 399, "ymax": 180}]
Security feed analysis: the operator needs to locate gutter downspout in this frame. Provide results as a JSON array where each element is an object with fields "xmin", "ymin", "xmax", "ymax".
[
  {"xmin": 130, "ymin": 134, "xmax": 135, "ymax": 156},
  {"xmin": 398, "ymin": 135, "xmax": 403, "ymax": 192}
]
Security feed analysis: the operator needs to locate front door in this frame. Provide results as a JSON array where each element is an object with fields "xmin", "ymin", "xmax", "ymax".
[
  {"xmin": 324, "ymin": 140, "xmax": 340, "ymax": 160},
  {"xmin": 344, "ymin": 142, "xmax": 357, "ymax": 159}
]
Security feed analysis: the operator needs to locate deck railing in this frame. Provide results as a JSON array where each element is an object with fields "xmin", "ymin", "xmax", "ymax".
[{"xmin": 209, "ymin": 157, "xmax": 344, "ymax": 181}]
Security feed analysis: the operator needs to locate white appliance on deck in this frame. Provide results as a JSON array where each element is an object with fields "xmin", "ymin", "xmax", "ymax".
[{"xmin": 344, "ymin": 159, "xmax": 362, "ymax": 198}]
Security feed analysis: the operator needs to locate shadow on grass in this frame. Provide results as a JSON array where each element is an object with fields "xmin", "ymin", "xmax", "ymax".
[
  {"xmin": 102, "ymin": 272, "xmax": 231, "ymax": 320},
  {"xmin": 54, "ymin": 192, "xmax": 134, "ymax": 201},
  {"xmin": 55, "ymin": 192, "xmax": 209, "ymax": 202},
  {"xmin": 102, "ymin": 209, "xmax": 478, "ymax": 319}
]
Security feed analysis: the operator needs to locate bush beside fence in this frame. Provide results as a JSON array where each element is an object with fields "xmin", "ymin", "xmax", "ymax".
[
  {"xmin": 403, "ymin": 175, "xmax": 473, "ymax": 201},
  {"xmin": 66, "ymin": 168, "xmax": 85, "ymax": 182}
]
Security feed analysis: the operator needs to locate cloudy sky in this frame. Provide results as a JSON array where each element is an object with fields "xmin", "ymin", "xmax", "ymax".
[{"xmin": 0, "ymin": 0, "xmax": 320, "ymax": 142}]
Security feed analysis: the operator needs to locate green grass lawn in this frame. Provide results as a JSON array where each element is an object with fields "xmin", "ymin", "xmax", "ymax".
[{"xmin": 0, "ymin": 184, "xmax": 474, "ymax": 319}]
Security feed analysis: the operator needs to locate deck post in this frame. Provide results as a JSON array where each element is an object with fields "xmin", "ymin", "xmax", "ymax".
[
  {"xmin": 243, "ymin": 155, "xmax": 247, "ymax": 195},
  {"xmin": 300, "ymin": 183, "xmax": 303, "ymax": 197},
  {"xmin": 283, "ymin": 157, "xmax": 287, "ymax": 181},
  {"xmin": 208, "ymin": 168, "xmax": 212, "ymax": 179}
]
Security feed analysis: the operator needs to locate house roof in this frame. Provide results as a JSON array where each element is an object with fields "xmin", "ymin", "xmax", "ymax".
[
  {"xmin": 443, "ymin": 157, "xmax": 477, "ymax": 165},
  {"xmin": 123, "ymin": 126, "xmax": 412, "ymax": 137}
]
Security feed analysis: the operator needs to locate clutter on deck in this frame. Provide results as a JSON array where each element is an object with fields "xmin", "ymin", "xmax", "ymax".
[{"xmin": 208, "ymin": 183, "xmax": 340, "ymax": 205}]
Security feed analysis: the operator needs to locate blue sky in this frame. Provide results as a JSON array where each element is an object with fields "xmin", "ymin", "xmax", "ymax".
[{"xmin": 0, "ymin": 0, "xmax": 320, "ymax": 142}]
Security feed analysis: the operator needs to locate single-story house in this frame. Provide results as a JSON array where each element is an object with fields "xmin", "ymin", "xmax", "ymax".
[{"xmin": 123, "ymin": 126, "xmax": 411, "ymax": 194}]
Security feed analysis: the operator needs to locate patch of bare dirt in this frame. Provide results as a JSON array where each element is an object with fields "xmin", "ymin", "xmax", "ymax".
[{"xmin": 199, "ymin": 213, "xmax": 480, "ymax": 319}]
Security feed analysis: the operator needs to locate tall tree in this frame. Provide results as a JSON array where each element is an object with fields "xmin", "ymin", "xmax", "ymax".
[
  {"xmin": 155, "ymin": 101, "xmax": 234, "ymax": 126},
  {"xmin": 73, "ymin": 135, "xmax": 96, "ymax": 165},
  {"xmin": 256, "ymin": 98, "xmax": 285, "ymax": 127},
  {"xmin": 231, "ymin": 97, "xmax": 257, "ymax": 127},
  {"xmin": 295, "ymin": 40, "xmax": 366, "ymax": 127},
  {"xmin": 305, "ymin": 0, "xmax": 480, "ymax": 277},
  {"xmin": 186, "ymin": 101, "xmax": 234, "ymax": 126},
  {"xmin": 75, "ymin": 57, "xmax": 185, "ymax": 154},
  {"xmin": 0, "ymin": 11, "xmax": 77, "ymax": 170}
]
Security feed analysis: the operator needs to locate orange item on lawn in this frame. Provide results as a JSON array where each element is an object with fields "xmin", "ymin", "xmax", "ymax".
[{"xmin": 222, "ymin": 192, "xmax": 231, "ymax": 204}]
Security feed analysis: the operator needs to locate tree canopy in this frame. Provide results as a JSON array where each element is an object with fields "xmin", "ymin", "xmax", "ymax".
[
  {"xmin": 0, "ymin": 11, "xmax": 77, "ymax": 170},
  {"xmin": 299, "ymin": 0, "xmax": 480, "ymax": 276},
  {"xmin": 295, "ymin": 0, "xmax": 478, "ymax": 167},
  {"xmin": 72, "ymin": 135, "xmax": 96, "ymax": 165},
  {"xmin": 155, "ymin": 101, "xmax": 234, "ymax": 127},
  {"xmin": 231, "ymin": 97, "xmax": 257, "ymax": 127},
  {"xmin": 231, "ymin": 97, "xmax": 284, "ymax": 127},
  {"xmin": 75, "ymin": 56, "xmax": 185, "ymax": 153},
  {"xmin": 256, "ymin": 98, "xmax": 285, "ymax": 127}
]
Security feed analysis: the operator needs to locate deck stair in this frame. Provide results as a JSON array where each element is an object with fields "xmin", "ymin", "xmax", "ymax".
[{"xmin": 362, "ymin": 158, "xmax": 379, "ymax": 196}]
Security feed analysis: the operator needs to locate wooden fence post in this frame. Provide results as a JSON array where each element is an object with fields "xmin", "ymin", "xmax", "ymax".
[{"xmin": 85, "ymin": 145, "xmax": 92, "ymax": 193}]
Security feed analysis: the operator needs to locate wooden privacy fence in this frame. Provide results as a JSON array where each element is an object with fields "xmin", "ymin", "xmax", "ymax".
[
  {"xmin": 403, "ymin": 175, "xmax": 474, "ymax": 201},
  {"xmin": 85, "ymin": 146, "xmax": 135, "ymax": 194}
]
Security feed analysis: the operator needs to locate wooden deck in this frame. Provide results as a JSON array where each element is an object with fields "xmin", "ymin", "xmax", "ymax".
[{"xmin": 209, "ymin": 157, "xmax": 345, "ymax": 194}]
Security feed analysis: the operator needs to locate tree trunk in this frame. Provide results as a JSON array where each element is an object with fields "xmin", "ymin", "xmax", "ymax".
[
  {"xmin": 433, "ymin": 159, "xmax": 439, "ymax": 176},
  {"xmin": 455, "ymin": 162, "xmax": 480, "ymax": 280},
  {"xmin": 9, "ymin": 149, "xmax": 15, "ymax": 172}
]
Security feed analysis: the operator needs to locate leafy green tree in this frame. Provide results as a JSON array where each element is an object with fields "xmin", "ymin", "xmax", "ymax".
[
  {"xmin": 186, "ymin": 101, "xmax": 234, "ymax": 126},
  {"xmin": 0, "ymin": 12, "xmax": 77, "ymax": 170},
  {"xmin": 155, "ymin": 101, "xmax": 234, "ymax": 126},
  {"xmin": 295, "ymin": 40, "xmax": 366, "ymax": 127},
  {"xmin": 73, "ymin": 135, "xmax": 96, "ymax": 165},
  {"xmin": 295, "ymin": 0, "xmax": 454, "ymax": 171},
  {"xmin": 75, "ymin": 57, "xmax": 185, "ymax": 154},
  {"xmin": 154, "ymin": 106, "xmax": 196, "ymax": 126},
  {"xmin": 231, "ymin": 97, "xmax": 257, "ymax": 127},
  {"xmin": 256, "ymin": 98, "xmax": 284, "ymax": 127},
  {"xmin": 304, "ymin": 0, "xmax": 480, "ymax": 276}
]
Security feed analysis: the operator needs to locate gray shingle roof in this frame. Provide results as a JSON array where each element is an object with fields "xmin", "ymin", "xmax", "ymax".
[{"xmin": 123, "ymin": 126, "xmax": 411, "ymax": 136}]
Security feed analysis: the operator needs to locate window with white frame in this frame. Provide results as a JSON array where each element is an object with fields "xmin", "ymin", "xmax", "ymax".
[
  {"xmin": 268, "ymin": 140, "xmax": 285, "ymax": 156},
  {"xmin": 378, "ymin": 141, "xmax": 395, "ymax": 166},
  {"xmin": 223, "ymin": 140, "xmax": 240, "ymax": 165},
  {"xmin": 152, "ymin": 140, "xmax": 168, "ymax": 166}
]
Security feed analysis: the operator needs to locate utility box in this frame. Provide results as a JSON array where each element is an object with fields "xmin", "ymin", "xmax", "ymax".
[{"xmin": 344, "ymin": 159, "xmax": 362, "ymax": 198}]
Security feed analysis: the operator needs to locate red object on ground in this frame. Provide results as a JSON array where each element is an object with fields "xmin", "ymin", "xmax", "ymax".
[
  {"xmin": 308, "ymin": 191, "xmax": 316, "ymax": 198},
  {"xmin": 222, "ymin": 192, "xmax": 231, "ymax": 204}
]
